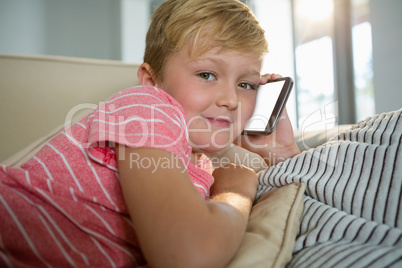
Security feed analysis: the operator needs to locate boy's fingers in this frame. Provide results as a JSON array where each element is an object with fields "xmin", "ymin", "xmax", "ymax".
[
  {"xmin": 270, "ymin": 73, "xmax": 282, "ymax": 79},
  {"xmin": 260, "ymin": 73, "xmax": 282, "ymax": 84}
]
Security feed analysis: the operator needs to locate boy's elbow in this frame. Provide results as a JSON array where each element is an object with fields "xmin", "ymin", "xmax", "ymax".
[
  {"xmin": 182, "ymin": 241, "xmax": 231, "ymax": 268},
  {"xmin": 148, "ymin": 235, "xmax": 233, "ymax": 268},
  {"xmin": 183, "ymin": 248, "xmax": 231, "ymax": 268}
]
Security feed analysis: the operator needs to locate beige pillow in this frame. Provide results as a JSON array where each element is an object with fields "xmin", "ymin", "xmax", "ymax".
[{"xmin": 227, "ymin": 183, "xmax": 305, "ymax": 268}]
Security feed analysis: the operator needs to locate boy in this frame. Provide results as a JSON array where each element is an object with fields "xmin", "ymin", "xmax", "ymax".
[{"xmin": 0, "ymin": 0, "xmax": 299, "ymax": 267}]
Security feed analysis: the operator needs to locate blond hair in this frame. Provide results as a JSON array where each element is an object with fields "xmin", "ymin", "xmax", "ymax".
[{"xmin": 144, "ymin": 0, "xmax": 268, "ymax": 83}]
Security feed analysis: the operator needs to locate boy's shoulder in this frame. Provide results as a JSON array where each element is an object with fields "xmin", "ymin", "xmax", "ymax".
[
  {"xmin": 103, "ymin": 85, "xmax": 186, "ymax": 121},
  {"xmin": 113, "ymin": 85, "xmax": 182, "ymax": 109}
]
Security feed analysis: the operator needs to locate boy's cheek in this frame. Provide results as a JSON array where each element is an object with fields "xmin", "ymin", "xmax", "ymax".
[
  {"xmin": 240, "ymin": 93, "xmax": 257, "ymax": 116},
  {"xmin": 240, "ymin": 105, "xmax": 255, "ymax": 128}
]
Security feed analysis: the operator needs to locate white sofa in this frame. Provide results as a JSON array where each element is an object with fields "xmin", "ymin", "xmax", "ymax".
[{"xmin": 3, "ymin": 53, "xmax": 371, "ymax": 267}]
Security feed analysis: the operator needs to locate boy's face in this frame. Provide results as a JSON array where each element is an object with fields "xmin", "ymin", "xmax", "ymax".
[{"xmin": 157, "ymin": 44, "xmax": 262, "ymax": 154}]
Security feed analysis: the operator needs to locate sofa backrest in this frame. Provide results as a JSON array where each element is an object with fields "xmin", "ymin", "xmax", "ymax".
[{"xmin": 0, "ymin": 54, "xmax": 140, "ymax": 163}]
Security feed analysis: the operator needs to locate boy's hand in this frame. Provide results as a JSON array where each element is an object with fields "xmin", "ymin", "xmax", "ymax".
[
  {"xmin": 234, "ymin": 73, "xmax": 300, "ymax": 166},
  {"xmin": 211, "ymin": 164, "xmax": 258, "ymax": 203}
]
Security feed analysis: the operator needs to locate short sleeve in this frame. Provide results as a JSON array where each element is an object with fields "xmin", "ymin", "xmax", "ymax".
[{"xmin": 86, "ymin": 86, "xmax": 192, "ymax": 170}]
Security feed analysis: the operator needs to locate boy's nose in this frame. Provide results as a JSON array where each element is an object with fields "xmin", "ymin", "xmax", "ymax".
[{"xmin": 216, "ymin": 84, "xmax": 238, "ymax": 110}]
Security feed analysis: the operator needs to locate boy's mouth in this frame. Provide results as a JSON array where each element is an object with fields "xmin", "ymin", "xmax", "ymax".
[{"xmin": 204, "ymin": 116, "xmax": 233, "ymax": 128}]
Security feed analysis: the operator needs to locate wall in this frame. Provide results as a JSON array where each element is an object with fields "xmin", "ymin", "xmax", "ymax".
[
  {"xmin": 0, "ymin": 0, "xmax": 121, "ymax": 60},
  {"xmin": 370, "ymin": 0, "xmax": 402, "ymax": 114},
  {"xmin": 0, "ymin": 0, "xmax": 47, "ymax": 55}
]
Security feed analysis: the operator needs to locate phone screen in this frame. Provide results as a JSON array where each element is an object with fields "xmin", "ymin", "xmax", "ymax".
[{"xmin": 243, "ymin": 77, "xmax": 293, "ymax": 135}]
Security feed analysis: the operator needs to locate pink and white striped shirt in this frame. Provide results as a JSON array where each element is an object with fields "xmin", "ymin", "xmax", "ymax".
[{"xmin": 0, "ymin": 85, "xmax": 214, "ymax": 267}]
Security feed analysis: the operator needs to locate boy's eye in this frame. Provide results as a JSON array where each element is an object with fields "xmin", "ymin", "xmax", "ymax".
[
  {"xmin": 199, "ymin": 73, "xmax": 215, "ymax": 81},
  {"xmin": 238, "ymin": 82, "xmax": 255, "ymax": 90}
]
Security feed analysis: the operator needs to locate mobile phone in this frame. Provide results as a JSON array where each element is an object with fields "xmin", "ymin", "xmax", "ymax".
[{"xmin": 242, "ymin": 77, "xmax": 293, "ymax": 135}]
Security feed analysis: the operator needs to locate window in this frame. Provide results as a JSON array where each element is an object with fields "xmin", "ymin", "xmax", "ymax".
[
  {"xmin": 351, "ymin": 0, "xmax": 374, "ymax": 121},
  {"xmin": 291, "ymin": 0, "xmax": 374, "ymax": 129},
  {"xmin": 292, "ymin": 0, "xmax": 336, "ymax": 130}
]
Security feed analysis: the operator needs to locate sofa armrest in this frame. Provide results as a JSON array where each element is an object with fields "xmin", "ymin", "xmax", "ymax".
[
  {"xmin": 294, "ymin": 124, "xmax": 354, "ymax": 152},
  {"xmin": 0, "ymin": 54, "xmax": 140, "ymax": 162}
]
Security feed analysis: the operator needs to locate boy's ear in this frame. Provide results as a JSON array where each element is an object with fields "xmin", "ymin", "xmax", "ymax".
[{"xmin": 137, "ymin": 63, "xmax": 157, "ymax": 86}]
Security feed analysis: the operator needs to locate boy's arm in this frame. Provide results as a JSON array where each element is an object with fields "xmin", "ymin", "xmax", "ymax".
[{"xmin": 116, "ymin": 145, "xmax": 258, "ymax": 268}]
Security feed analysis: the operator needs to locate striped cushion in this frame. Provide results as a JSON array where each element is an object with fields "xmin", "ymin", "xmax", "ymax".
[{"xmin": 257, "ymin": 109, "xmax": 402, "ymax": 267}]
